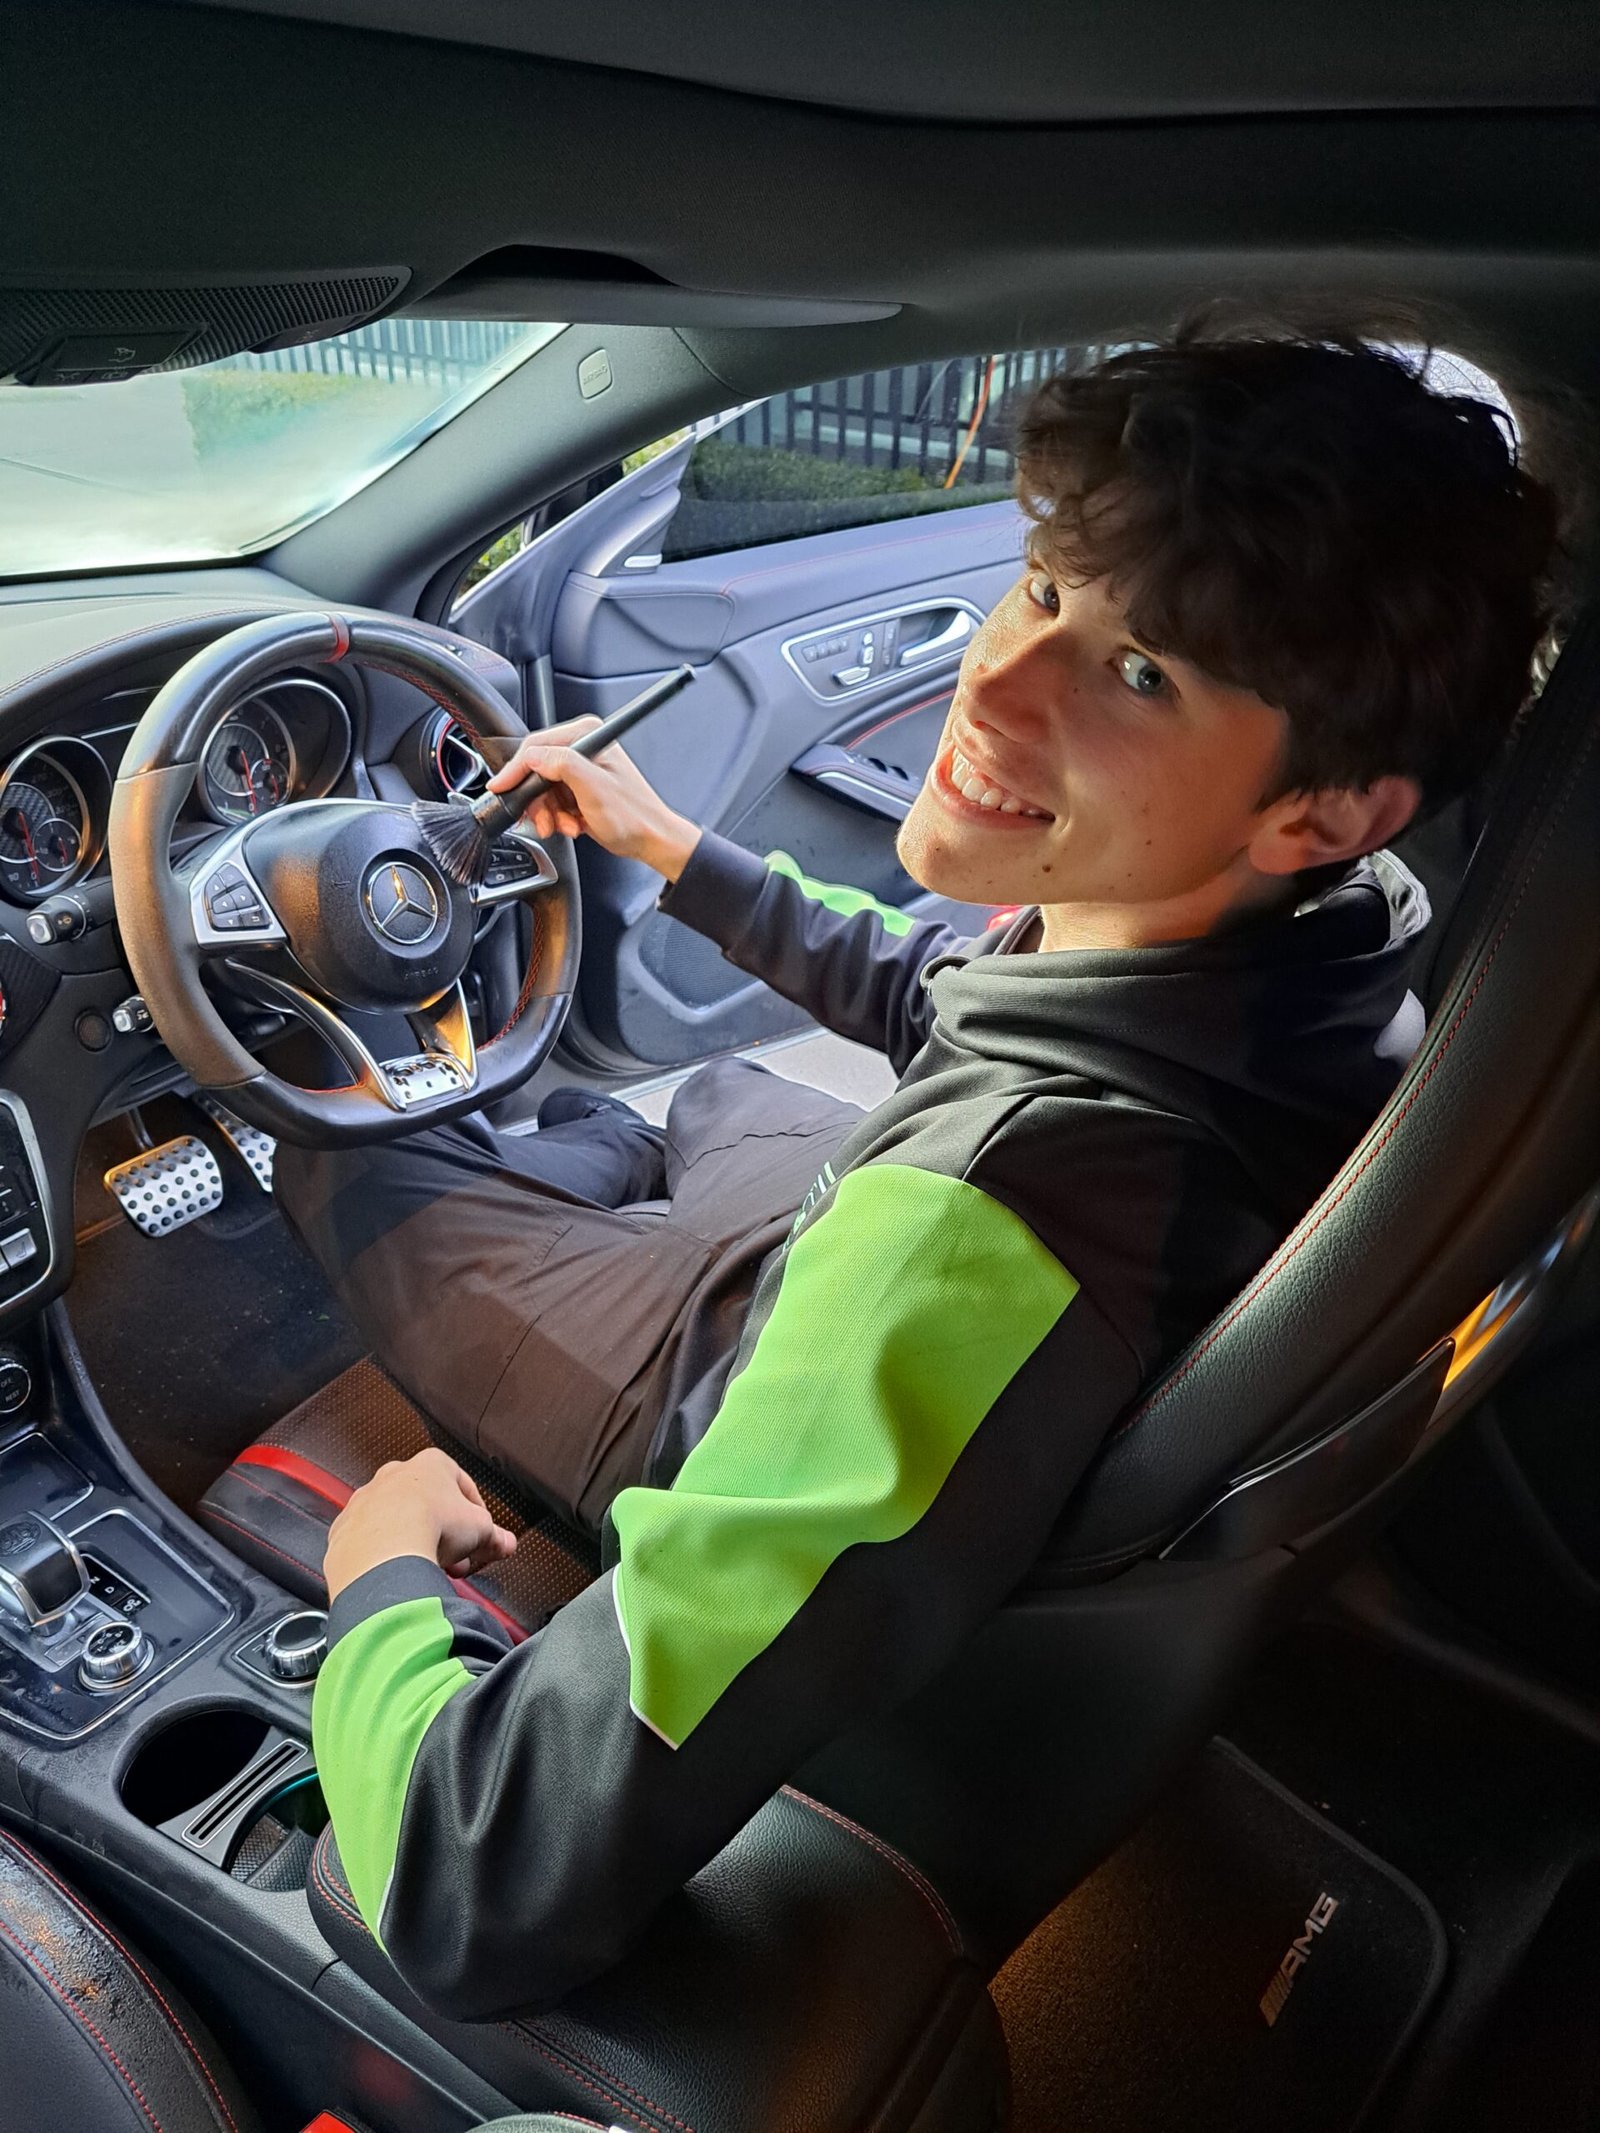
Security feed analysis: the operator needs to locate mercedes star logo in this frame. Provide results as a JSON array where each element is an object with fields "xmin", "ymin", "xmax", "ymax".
[{"xmin": 365, "ymin": 860, "xmax": 441, "ymax": 946}]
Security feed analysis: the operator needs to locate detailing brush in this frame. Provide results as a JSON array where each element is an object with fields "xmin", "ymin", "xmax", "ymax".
[{"xmin": 413, "ymin": 663, "xmax": 696, "ymax": 887}]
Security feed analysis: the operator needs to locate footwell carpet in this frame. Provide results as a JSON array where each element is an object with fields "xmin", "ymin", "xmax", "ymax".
[{"xmin": 993, "ymin": 1739, "xmax": 1447, "ymax": 2133}]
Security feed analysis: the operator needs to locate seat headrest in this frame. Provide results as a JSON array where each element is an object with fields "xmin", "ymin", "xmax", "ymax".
[{"xmin": 1050, "ymin": 604, "xmax": 1600, "ymax": 1575}]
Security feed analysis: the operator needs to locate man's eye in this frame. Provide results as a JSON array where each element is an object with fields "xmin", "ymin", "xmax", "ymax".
[
  {"xmin": 1114, "ymin": 649, "xmax": 1169, "ymax": 698},
  {"xmin": 1026, "ymin": 572, "xmax": 1061, "ymax": 616}
]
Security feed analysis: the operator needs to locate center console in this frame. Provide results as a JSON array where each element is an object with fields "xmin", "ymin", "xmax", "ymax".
[{"xmin": 0, "ymin": 1299, "xmax": 1004, "ymax": 2133}]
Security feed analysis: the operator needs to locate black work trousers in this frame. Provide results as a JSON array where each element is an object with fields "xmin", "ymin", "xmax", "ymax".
[{"xmin": 274, "ymin": 1058, "xmax": 864, "ymax": 1533}]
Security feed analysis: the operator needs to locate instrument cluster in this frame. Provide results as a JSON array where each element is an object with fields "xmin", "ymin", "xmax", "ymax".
[
  {"xmin": 194, "ymin": 675, "xmax": 352, "ymax": 826},
  {"xmin": 0, "ymin": 737, "xmax": 107, "ymax": 904},
  {"xmin": 0, "ymin": 673, "xmax": 353, "ymax": 906}
]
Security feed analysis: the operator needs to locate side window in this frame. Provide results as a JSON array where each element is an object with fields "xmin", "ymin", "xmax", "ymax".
[{"xmin": 657, "ymin": 348, "xmax": 1075, "ymax": 563}]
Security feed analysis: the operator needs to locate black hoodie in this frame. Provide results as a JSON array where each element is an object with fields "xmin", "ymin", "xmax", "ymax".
[{"xmin": 312, "ymin": 831, "xmax": 1429, "ymax": 2018}]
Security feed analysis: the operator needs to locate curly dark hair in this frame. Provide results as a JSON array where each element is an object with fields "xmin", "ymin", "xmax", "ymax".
[{"xmin": 1013, "ymin": 325, "xmax": 1566, "ymax": 811}]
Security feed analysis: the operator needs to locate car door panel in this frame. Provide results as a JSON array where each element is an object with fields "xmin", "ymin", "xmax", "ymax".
[{"xmin": 544, "ymin": 497, "xmax": 1024, "ymax": 1068}]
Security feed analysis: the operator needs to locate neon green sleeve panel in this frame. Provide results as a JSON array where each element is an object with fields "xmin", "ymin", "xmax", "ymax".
[
  {"xmin": 312, "ymin": 1596, "xmax": 473, "ymax": 1938},
  {"xmin": 611, "ymin": 1162, "xmax": 1079, "ymax": 1747},
  {"xmin": 763, "ymin": 849, "xmax": 916, "ymax": 935}
]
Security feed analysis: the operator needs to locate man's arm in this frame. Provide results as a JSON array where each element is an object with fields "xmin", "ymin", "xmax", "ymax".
[
  {"xmin": 658, "ymin": 834, "xmax": 967, "ymax": 1074},
  {"xmin": 312, "ymin": 1159, "xmax": 1142, "ymax": 2020},
  {"xmin": 485, "ymin": 719, "xmax": 969, "ymax": 1073}
]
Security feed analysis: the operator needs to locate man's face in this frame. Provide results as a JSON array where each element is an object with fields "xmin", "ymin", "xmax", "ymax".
[{"xmin": 895, "ymin": 561, "xmax": 1296, "ymax": 930}]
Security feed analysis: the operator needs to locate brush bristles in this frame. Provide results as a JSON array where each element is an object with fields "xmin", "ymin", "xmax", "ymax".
[{"xmin": 412, "ymin": 795, "xmax": 494, "ymax": 886}]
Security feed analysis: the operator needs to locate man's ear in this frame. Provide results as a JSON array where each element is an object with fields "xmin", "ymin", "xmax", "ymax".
[{"xmin": 1250, "ymin": 774, "xmax": 1422, "ymax": 878}]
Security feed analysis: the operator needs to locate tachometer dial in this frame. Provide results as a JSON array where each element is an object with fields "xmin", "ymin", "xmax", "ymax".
[
  {"xmin": 201, "ymin": 705, "xmax": 297, "ymax": 824},
  {"xmin": 0, "ymin": 755, "xmax": 89, "ymax": 902}
]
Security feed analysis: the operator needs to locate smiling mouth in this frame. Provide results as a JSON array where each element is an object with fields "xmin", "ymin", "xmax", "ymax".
[{"xmin": 933, "ymin": 744, "xmax": 1054, "ymax": 824}]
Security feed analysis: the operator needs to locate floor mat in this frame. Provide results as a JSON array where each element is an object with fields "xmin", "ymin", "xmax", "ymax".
[
  {"xmin": 1430, "ymin": 1855, "xmax": 1600, "ymax": 2132},
  {"xmin": 67, "ymin": 1118, "xmax": 363, "ymax": 1514},
  {"xmin": 993, "ymin": 1738, "xmax": 1447, "ymax": 2133}
]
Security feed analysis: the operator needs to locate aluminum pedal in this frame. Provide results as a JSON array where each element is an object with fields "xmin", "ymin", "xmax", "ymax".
[
  {"xmin": 104, "ymin": 1136, "xmax": 224, "ymax": 1238},
  {"xmin": 195, "ymin": 1094, "xmax": 276, "ymax": 1193}
]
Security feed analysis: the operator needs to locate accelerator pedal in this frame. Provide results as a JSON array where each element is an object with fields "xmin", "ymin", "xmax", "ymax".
[
  {"xmin": 195, "ymin": 1094, "xmax": 276, "ymax": 1193},
  {"xmin": 104, "ymin": 1136, "xmax": 224, "ymax": 1238}
]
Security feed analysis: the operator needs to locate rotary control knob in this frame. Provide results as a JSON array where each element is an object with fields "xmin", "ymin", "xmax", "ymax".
[
  {"xmin": 0, "ymin": 1350, "xmax": 31, "ymax": 1416},
  {"xmin": 78, "ymin": 1619, "xmax": 151, "ymax": 1691},
  {"xmin": 263, "ymin": 1609, "xmax": 328, "ymax": 1682}
]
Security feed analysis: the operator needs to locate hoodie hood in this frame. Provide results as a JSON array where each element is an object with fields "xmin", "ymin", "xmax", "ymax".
[{"xmin": 917, "ymin": 850, "xmax": 1431, "ymax": 1224}]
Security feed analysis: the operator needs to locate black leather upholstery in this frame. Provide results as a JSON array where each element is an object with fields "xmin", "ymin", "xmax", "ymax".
[
  {"xmin": 0, "ymin": 1826, "xmax": 259, "ymax": 2133},
  {"xmin": 308, "ymin": 1789, "xmax": 1007, "ymax": 2133},
  {"xmin": 790, "ymin": 606, "xmax": 1600, "ymax": 1959},
  {"xmin": 1052, "ymin": 604, "xmax": 1600, "ymax": 1571}
]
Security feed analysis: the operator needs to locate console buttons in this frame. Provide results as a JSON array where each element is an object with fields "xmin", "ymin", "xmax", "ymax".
[
  {"xmin": 203, "ymin": 865, "xmax": 269, "ymax": 931},
  {"xmin": 481, "ymin": 840, "xmax": 542, "ymax": 890},
  {"xmin": 78, "ymin": 1619, "xmax": 152, "ymax": 1690},
  {"xmin": 0, "ymin": 1230, "xmax": 37, "ymax": 1272},
  {"xmin": 263, "ymin": 1609, "xmax": 328, "ymax": 1682},
  {"xmin": 0, "ymin": 1350, "xmax": 30, "ymax": 1414},
  {"xmin": 83, "ymin": 1556, "xmax": 149, "ymax": 1618}
]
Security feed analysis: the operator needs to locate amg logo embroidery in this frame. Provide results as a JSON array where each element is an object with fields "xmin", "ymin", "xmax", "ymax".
[{"xmin": 1259, "ymin": 1891, "xmax": 1341, "ymax": 2026}]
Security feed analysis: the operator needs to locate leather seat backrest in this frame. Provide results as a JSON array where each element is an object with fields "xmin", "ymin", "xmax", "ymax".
[{"xmin": 1048, "ymin": 603, "xmax": 1600, "ymax": 1575}]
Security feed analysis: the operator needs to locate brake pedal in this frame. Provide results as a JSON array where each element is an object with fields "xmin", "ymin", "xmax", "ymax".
[
  {"xmin": 195, "ymin": 1094, "xmax": 276, "ymax": 1193},
  {"xmin": 104, "ymin": 1136, "xmax": 224, "ymax": 1237}
]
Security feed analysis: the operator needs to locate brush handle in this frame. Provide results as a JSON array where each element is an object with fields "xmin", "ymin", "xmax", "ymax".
[{"xmin": 469, "ymin": 663, "xmax": 695, "ymax": 834}]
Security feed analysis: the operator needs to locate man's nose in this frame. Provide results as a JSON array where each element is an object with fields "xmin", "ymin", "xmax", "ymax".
[{"xmin": 962, "ymin": 612, "xmax": 1062, "ymax": 737}]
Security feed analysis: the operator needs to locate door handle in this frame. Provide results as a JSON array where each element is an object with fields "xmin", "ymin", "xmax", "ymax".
[{"xmin": 898, "ymin": 608, "xmax": 975, "ymax": 668}]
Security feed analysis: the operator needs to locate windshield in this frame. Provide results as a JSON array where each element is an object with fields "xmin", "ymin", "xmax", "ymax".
[{"xmin": 0, "ymin": 318, "xmax": 565, "ymax": 578}]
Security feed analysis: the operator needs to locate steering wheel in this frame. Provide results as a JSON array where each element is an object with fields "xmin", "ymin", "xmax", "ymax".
[{"xmin": 108, "ymin": 612, "xmax": 580, "ymax": 1147}]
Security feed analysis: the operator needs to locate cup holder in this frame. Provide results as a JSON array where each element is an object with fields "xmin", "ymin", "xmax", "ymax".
[
  {"xmin": 122, "ymin": 1706, "xmax": 323, "ymax": 1878},
  {"xmin": 122, "ymin": 1709, "xmax": 270, "ymax": 1826}
]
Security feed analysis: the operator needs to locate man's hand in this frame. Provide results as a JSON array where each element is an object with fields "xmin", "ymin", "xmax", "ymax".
[
  {"xmin": 487, "ymin": 716, "xmax": 702, "ymax": 883},
  {"xmin": 323, "ymin": 1447, "xmax": 518, "ymax": 1603}
]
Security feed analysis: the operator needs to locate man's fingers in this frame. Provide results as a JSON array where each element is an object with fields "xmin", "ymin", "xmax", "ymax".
[
  {"xmin": 443, "ymin": 1524, "xmax": 518, "ymax": 1577},
  {"xmin": 454, "ymin": 1465, "xmax": 489, "ymax": 1512}
]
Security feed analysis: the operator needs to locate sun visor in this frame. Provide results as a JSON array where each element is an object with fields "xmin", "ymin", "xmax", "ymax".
[
  {"xmin": 0, "ymin": 272, "xmax": 411, "ymax": 386},
  {"xmin": 402, "ymin": 247, "xmax": 898, "ymax": 329}
]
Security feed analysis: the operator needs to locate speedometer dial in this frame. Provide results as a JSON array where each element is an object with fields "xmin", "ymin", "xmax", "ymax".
[
  {"xmin": 200, "ymin": 704, "xmax": 297, "ymax": 824},
  {"xmin": 0, "ymin": 753, "xmax": 89, "ymax": 902}
]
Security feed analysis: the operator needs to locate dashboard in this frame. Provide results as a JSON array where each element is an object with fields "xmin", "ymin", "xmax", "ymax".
[
  {"xmin": 0, "ymin": 675, "xmax": 355, "ymax": 906},
  {"xmin": 0, "ymin": 571, "xmax": 524, "ymax": 1333}
]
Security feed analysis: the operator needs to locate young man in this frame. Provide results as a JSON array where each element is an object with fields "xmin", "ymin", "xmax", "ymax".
[{"xmin": 278, "ymin": 328, "xmax": 1560, "ymax": 2017}]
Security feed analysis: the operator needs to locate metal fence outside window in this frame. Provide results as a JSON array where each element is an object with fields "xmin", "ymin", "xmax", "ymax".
[
  {"xmin": 240, "ymin": 317, "xmax": 533, "ymax": 389},
  {"xmin": 722, "ymin": 348, "xmax": 1078, "ymax": 486}
]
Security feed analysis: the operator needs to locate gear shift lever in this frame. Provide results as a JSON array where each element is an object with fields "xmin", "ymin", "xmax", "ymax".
[{"xmin": 0, "ymin": 1511, "xmax": 88, "ymax": 1626}]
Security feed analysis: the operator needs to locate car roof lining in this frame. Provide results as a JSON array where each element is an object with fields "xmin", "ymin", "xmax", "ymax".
[
  {"xmin": 6, "ymin": 1, "xmax": 1597, "ymax": 607},
  {"xmin": 172, "ymin": 0, "xmax": 1600, "ymax": 125}
]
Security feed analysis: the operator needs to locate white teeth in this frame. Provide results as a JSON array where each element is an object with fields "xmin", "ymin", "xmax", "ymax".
[{"xmin": 948, "ymin": 746, "xmax": 1048, "ymax": 819}]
